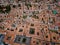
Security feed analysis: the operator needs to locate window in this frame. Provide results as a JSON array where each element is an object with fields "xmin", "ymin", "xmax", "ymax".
[
  {"xmin": 7, "ymin": 28, "xmax": 9, "ymax": 30},
  {"xmin": 13, "ymin": 5, "xmax": 16, "ymax": 8},
  {"xmin": 33, "ymin": 41, "xmax": 35, "ymax": 43},
  {"xmin": 22, "ymin": 38, "xmax": 26, "ymax": 43},
  {"xmin": 36, "ymin": 42, "xmax": 39, "ymax": 44},
  {"xmin": 37, "ymin": 32, "xmax": 39, "ymax": 35},
  {"xmin": 53, "ymin": 37, "xmax": 56, "ymax": 40},
  {"xmin": 18, "ymin": 37, "xmax": 21, "ymax": 41},
  {"xmin": 19, "ymin": 29, "xmax": 23, "ymax": 32},
  {"xmin": 29, "ymin": 28, "xmax": 35, "ymax": 34},
  {"xmin": 48, "ymin": 0, "xmax": 49, "ymax": 1},
  {"xmin": 31, "ymin": 24, "xmax": 34, "ymax": 26},
  {"xmin": 18, "ymin": 0, "xmax": 20, "ymax": 1},
  {"xmin": 59, "ymin": 33, "xmax": 60, "ymax": 35},
  {"xmin": 11, "ymin": 29, "xmax": 14, "ymax": 31},
  {"xmin": 7, "ymin": 36, "xmax": 11, "ymax": 40},
  {"xmin": 46, "ymin": 36, "xmax": 48, "ymax": 38},
  {"xmin": 16, "ymin": 28, "xmax": 17, "ymax": 30},
  {"xmin": 22, "ymin": 26, "xmax": 24, "ymax": 27},
  {"xmin": 45, "ymin": 26, "xmax": 47, "ymax": 28},
  {"xmin": 46, "ymin": 43, "xmax": 49, "ymax": 45}
]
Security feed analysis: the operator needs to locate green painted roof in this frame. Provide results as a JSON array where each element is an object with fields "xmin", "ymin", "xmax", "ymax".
[{"xmin": 52, "ymin": 10, "xmax": 58, "ymax": 15}]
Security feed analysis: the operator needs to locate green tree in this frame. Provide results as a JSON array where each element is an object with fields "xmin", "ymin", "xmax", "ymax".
[{"xmin": 5, "ymin": 5, "xmax": 11, "ymax": 13}]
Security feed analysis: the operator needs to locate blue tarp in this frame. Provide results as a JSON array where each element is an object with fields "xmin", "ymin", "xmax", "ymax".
[
  {"xmin": 0, "ymin": 34, "xmax": 4, "ymax": 41},
  {"xmin": 0, "ymin": 34, "xmax": 5, "ymax": 45}
]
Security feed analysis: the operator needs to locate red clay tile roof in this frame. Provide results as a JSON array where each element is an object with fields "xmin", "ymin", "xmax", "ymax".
[{"xmin": 56, "ymin": 23, "xmax": 60, "ymax": 26}]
